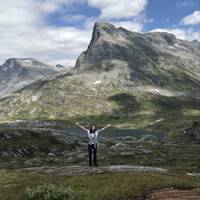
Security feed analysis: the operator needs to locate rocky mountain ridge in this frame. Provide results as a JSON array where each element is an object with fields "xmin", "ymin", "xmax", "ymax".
[
  {"xmin": 0, "ymin": 22, "xmax": 199, "ymax": 133},
  {"xmin": 75, "ymin": 22, "xmax": 200, "ymax": 92}
]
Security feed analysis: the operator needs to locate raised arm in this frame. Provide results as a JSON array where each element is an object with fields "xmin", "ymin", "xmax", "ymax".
[
  {"xmin": 75, "ymin": 122, "xmax": 88, "ymax": 132},
  {"xmin": 98, "ymin": 124, "xmax": 111, "ymax": 133}
]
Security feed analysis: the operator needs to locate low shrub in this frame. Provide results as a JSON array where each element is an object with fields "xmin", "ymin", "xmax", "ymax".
[{"xmin": 25, "ymin": 183, "xmax": 74, "ymax": 200}]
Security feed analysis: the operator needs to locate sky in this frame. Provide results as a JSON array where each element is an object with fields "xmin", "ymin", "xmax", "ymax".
[{"xmin": 0, "ymin": 0, "xmax": 199, "ymax": 67}]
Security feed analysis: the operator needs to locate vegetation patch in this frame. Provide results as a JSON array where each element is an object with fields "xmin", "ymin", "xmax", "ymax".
[
  {"xmin": 25, "ymin": 184, "xmax": 74, "ymax": 200},
  {"xmin": 0, "ymin": 170, "xmax": 200, "ymax": 200}
]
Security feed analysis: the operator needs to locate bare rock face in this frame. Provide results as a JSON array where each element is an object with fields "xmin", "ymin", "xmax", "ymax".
[
  {"xmin": 76, "ymin": 22, "xmax": 158, "ymax": 72},
  {"xmin": 75, "ymin": 22, "xmax": 200, "ymax": 90}
]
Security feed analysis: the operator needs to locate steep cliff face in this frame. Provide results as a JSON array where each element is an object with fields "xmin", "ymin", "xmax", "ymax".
[
  {"xmin": 75, "ymin": 22, "xmax": 158, "ymax": 72},
  {"xmin": 75, "ymin": 22, "xmax": 200, "ymax": 92}
]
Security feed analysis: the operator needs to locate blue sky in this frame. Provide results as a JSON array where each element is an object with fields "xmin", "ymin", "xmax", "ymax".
[
  {"xmin": 0, "ymin": 0, "xmax": 199, "ymax": 66},
  {"xmin": 145, "ymin": 0, "xmax": 200, "ymax": 31},
  {"xmin": 46, "ymin": 0, "xmax": 200, "ymax": 31}
]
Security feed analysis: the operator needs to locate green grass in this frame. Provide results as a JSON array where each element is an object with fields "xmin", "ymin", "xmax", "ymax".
[
  {"xmin": 0, "ymin": 170, "xmax": 200, "ymax": 200},
  {"xmin": 104, "ymin": 143, "xmax": 200, "ymax": 172}
]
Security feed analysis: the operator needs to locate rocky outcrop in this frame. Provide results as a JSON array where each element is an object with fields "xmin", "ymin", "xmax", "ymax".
[
  {"xmin": 21, "ymin": 165, "xmax": 167, "ymax": 176},
  {"xmin": 176, "ymin": 121, "xmax": 200, "ymax": 143}
]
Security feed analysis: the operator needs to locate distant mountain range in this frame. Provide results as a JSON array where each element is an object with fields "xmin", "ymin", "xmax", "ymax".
[
  {"xmin": 0, "ymin": 58, "xmax": 66, "ymax": 98},
  {"xmin": 0, "ymin": 22, "xmax": 199, "ymax": 133}
]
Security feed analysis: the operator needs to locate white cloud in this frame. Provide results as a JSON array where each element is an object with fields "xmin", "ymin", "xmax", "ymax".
[
  {"xmin": 0, "ymin": 0, "xmax": 151, "ymax": 66},
  {"xmin": 111, "ymin": 21, "xmax": 143, "ymax": 32},
  {"xmin": 181, "ymin": 10, "xmax": 200, "ymax": 25},
  {"xmin": 83, "ymin": 12, "xmax": 152, "ymax": 33},
  {"xmin": 84, "ymin": 17, "xmax": 144, "ymax": 32},
  {"xmin": 0, "ymin": 24, "xmax": 91, "ymax": 66},
  {"xmin": 151, "ymin": 11, "xmax": 200, "ymax": 41},
  {"xmin": 151, "ymin": 28, "xmax": 200, "ymax": 41},
  {"xmin": 87, "ymin": 0, "xmax": 148, "ymax": 19},
  {"xmin": 0, "ymin": 0, "xmax": 91, "ymax": 66},
  {"xmin": 40, "ymin": 2, "xmax": 60, "ymax": 13},
  {"xmin": 112, "ymin": 14, "xmax": 153, "ymax": 32}
]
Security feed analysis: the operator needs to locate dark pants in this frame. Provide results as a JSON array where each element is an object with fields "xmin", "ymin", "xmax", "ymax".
[{"xmin": 88, "ymin": 144, "xmax": 97, "ymax": 166}]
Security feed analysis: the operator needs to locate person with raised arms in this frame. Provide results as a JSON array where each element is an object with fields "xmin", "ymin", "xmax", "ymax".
[{"xmin": 76, "ymin": 122, "xmax": 111, "ymax": 167}]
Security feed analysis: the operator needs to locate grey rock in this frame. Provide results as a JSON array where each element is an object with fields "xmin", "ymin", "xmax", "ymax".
[
  {"xmin": 138, "ymin": 135, "xmax": 159, "ymax": 143},
  {"xmin": 48, "ymin": 153, "xmax": 55, "ymax": 157},
  {"xmin": 186, "ymin": 172, "xmax": 200, "ymax": 177},
  {"xmin": 21, "ymin": 165, "xmax": 167, "ymax": 176},
  {"xmin": 24, "ymin": 158, "xmax": 42, "ymax": 167}
]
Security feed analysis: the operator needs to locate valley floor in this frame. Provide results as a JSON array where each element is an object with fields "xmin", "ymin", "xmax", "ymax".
[{"xmin": 0, "ymin": 121, "xmax": 200, "ymax": 199}]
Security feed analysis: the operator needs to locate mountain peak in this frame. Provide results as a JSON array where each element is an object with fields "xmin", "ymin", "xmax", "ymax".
[
  {"xmin": 94, "ymin": 22, "xmax": 116, "ymax": 30},
  {"xmin": 1, "ymin": 58, "xmax": 53, "ymax": 72},
  {"xmin": 88, "ymin": 22, "xmax": 117, "ymax": 47},
  {"xmin": 4, "ymin": 57, "xmax": 42, "ymax": 65},
  {"xmin": 0, "ymin": 57, "xmax": 57, "ymax": 98}
]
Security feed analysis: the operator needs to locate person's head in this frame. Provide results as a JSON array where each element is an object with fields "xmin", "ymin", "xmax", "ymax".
[{"xmin": 90, "ymin": 123, "xmax": 97, "ymax": 133}]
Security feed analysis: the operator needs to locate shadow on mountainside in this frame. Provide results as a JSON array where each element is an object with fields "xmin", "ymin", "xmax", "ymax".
[{"xmin": 107, "ymin": 93, "xmax": 140, "ymax": 117}]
